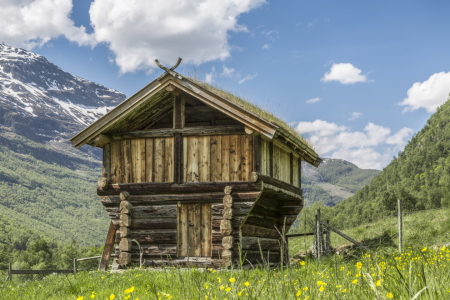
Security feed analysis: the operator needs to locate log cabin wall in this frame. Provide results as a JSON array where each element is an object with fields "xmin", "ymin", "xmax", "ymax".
[
  {"xmin": 183, "ymin": 135, "xmax": 253, "ymax": 183},
  {"xmin": 109, "ymin": 138, "xmax": 174, "ymax": 184},
  {"xmin": 260, "ymin": 139, "xmax": 301, "ymax": 188}
]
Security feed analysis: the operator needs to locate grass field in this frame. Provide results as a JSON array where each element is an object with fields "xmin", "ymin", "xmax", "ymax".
[
  {"xmin": 289, "ymin": 207, "xmax": 450, "ymax": 256},
  {"xmin": 1, "ymin": 208, "xmax": 449, "ymax": 299},
  {"xmin": 1, "ymin": 246, "xmax": 449, "ymax": 299}
]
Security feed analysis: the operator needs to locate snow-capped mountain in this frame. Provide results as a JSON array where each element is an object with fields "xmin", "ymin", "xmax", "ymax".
[{"xmin": 0, "ymin": 44, "xmax": 126, "ymax": 141}]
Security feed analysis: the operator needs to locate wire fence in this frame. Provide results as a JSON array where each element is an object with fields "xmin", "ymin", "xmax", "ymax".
[{"xmin": 287, "ymin": 203, "xmax": 450, "ymax": 260}]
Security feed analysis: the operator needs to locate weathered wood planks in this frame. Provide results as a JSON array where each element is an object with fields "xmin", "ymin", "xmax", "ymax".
[
  {"xmin": 109, "ymin": 138, "xmax": 174, "ymax": 184},
  {"xmin": 183, "ymin": 135, "xmax": 253, "ymax": 183}
]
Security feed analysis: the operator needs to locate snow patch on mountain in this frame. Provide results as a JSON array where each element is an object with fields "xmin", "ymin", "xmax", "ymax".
[{"xmin": 0, "ymin": 44, "xmax": 126, "ymax": 140}]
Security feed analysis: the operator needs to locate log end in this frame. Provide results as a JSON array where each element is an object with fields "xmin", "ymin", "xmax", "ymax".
[
  {"xmin": 224, "ymin": 186, "xmax": 233, "ymax": 195},
  {"xmin": 117, "ymin": 252, "xmax": 131, "ymax": 265},
  {"xmin": 97, "ymin": 177, "xmax": 109, "ymax": 189},
  {"xmin": 120, "ymin": 191, "xmax": 130, "ymax": 201},
  {"xmin": 249, "ymin": 172, "xmax": 259, "ymax": 183}
]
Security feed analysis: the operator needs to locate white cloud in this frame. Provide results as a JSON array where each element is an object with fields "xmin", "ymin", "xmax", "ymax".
[
  {"xmin": 306, "ymin": 97, "xmax": 321, "ymax": 104},
  {"xmin": 348, "ymin": 112, "xmax": 362, "ymax": 121},
  {"xmin": 89, "ymin": 0, "xmax": 265, "ymax": 74},
  {"xmin": 205, "ymin": 66, "xmax": 216, "ymax": 83},
  {"xmin": 321, "ymin": 63, "xmax": 367, "ymax": 85},
  {"xmin": 0, "ymin": 0, "xmax": 95, "ymax": 49},
  {"xmin": 221, "ymin": 65, "xmax": 235, "ymax": 77},
  {"xmin": 399, "ymin": 71, "xmax": 450, "ymax": 113},
  {"xmin": 385, "ymin": 127, "xmax": 414, "ymax": 147},
  {"xmin": 296, "ymin": 120, "xmax": 413, "ymax": 169},
  {"xmin": 297, "ymin": 120, "xmax": 347, "ymax": 137},
  {"xmin": 262, "ymin": 44, "xmax": 271, "ymax": 49},
  {"xmin": 238, "ymin": 72, "xmax": 258, "ymax": 84}
]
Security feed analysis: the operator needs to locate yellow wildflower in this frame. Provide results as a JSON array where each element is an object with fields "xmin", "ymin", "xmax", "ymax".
[
  {"xmin": 229, "ymin": 278, "xmax": 236, "ymax": 283},
  {"xmin": 352, "ymin": 279, "xmax": 358, "ymax": 284},
  {"xmin": 225, "ymin": 287, "xmax": 231, "ymax": 292},
  {"xmin": 319, "ymin": 286, "xmax": 324, "ymax": 292},
  {"xmin": 109, "ymin": 295, "xmax": 115, "ymax": 300},
  {"xmin": 125, "ymin": 286, "xmax": 134, "ymax": 294},
  {"xmin": 422, "ymin": 247, "xmax": 427, "ymax": 252},
  {"xmin": 387, "ymin": 292, "xmax": 394, "ymax": 298},
  {"xmin": 300, "ymin": 261, "xmax": 306, "ymax": 266},
  {"xmin": 244, "ymin": 281, "xmax": 250, "ymax": 287},
  {"xmin": 77, "ymin": 297, "xmax": 83, "ymax": 300},
  {"xmin": 376, "ymin": 280, "xmax": 381, "ymax": 287},
  {"xmin": 296, "ymin": 290, "xmax": 301, "ymax": 296},
  {"xmin": 356, "ymin": 262, "xmax": 362, "ymax": 269}
]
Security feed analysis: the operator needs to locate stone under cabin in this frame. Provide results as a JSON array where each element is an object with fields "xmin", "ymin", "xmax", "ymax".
[{"xmin": 70, "ymin": 61, "xmax": 321, "ymax": 269}]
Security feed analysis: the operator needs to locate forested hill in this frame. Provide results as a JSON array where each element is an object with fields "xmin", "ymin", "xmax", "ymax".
[
  {"xmin": 301, "ymin": 158, "xmax": 380, "ymax": 206},
  {"xmin": 312, "ymin": 96, "xmax": 450, "ymax": 229}
]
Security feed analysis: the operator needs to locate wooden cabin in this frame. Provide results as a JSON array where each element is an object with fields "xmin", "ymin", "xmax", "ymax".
[{"xmin": 70, "ymin": 67, "xmax": 321, "ymax": 268}]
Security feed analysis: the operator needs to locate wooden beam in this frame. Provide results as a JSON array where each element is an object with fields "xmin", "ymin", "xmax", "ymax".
[
  {"xmin": 103, "ymin": 143, "xmax": 111, "ymax": 183},
  {"xmin": 253, "ymin": 135, "xmax": 261, "ymax": 173},
  {"xmin": 99, "ymin": 221, "xmax": 118, "ymax": 271},
  {"xmin": 269, "ymin": 141, "xmax": 274, "ymax": 177},
  {"xmin": 298, "ymin": 157, "xmax": 302, "ymax": 188},
  {"xmin": 89, "ymin": 134, "xmax": 111, "ymax": 148},
  {"xmin": 289, "ymin": 153, "xmax": 294, "ymax": 186},
  {"xmin": 250, "ymin": 172, "xmax": 302, "ymax": 197},
  {"xmin": 173, "ymin": 95, "xmax": 185, "ymax": 129},
  {"xmin": 98, "ymin": 181, "xmax": 263, "ymax": 196},
  {"xmin": 109, "ymin": 125, "xmax": 246, "ymax": 140},
  {"xmin": 173, "ymin": 133, "xmax": 183, "ymax": 184}
]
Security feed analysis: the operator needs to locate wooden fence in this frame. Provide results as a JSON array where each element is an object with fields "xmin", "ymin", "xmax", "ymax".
[{"xmin": 7, "ymin": 254, "xmax": 116, "ymax": 280}]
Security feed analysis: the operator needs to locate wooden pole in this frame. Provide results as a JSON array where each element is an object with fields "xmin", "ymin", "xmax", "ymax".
[
  {"xmin": 99, "ymin": 221, "xmax": 118, "ymax": 271},
  {"xmin": 73, "ymin": 258, "xmax": 77, "ymax": 274},
  {"xmin": 398, "ymin": 199, "xmax": 402, "ymax": 254},
  {"xmin": 326, "ymin": 220, "xmax": 331, "ymax": 254},
  {"xmin": 316, "ymin": 210, "xmax": 321, "ymax": 261}
]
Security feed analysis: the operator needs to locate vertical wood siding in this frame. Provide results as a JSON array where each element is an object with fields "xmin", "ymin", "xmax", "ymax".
[
  {"xmin": 259, "ymin": 139, "xmax": 301, "ymax": 188},
  {"xmin": 109, "ymin": 138, "xmax": 174, "ymax": 184},
  {"xmin": 184, "ymin": 135, "xmax": 253, "ymax": 182}
]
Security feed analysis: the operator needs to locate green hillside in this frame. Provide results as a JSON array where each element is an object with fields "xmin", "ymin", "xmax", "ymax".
[
  {"xmin": 0, "ymin": 132, "xmax": 110, "ymax": 246},
  {"xmin": 301, "ymin": 96, "xmax": 450, "ymax": 230},
  {"xmin": 301, "ymin": 158, "xmax": 380, "ymax": 206}
]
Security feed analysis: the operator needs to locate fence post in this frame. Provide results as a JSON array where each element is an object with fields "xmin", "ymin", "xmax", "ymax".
[
  {"xmin": 326, "ymin": 220, "xmax": 331, "ymax": 254},
  {"xmin": 73, "ymin": 258, "xmax": 77, "ymax": 275},
  {"xmin": 8, "ymin": 263, "xmax": 11, "ymax": 281},
  {"xmin": 398, "ymin": 199, "xmax": 402, "ymax": 254},
  {"xmin": 316, "ymin": 209, "xmax": 322, "ymax": 261}
]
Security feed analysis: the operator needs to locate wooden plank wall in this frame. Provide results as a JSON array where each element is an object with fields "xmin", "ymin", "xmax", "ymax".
[
  {"xmin": 260, "ymin": 139, "xmax": 301, "ymax": 188},
  {"xmin": 109, "ymin": 138, "xmax": 174, "ymax": 184},
  {"xmin": 184, "ymin": 135, "xmax": 253, "ymax": 182}
]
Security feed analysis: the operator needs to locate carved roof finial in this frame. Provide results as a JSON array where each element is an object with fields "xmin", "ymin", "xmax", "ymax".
[{"xmin": 155, "ymin": 57, "xmax": 182, "ymax": 72}]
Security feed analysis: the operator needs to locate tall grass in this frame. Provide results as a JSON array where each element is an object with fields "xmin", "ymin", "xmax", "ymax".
[{"xmin": 1, "ymin": 246, "xmax": 449, "ymax": 299}]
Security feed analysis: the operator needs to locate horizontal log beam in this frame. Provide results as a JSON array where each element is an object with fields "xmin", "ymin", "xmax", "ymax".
[
  {"xmin": 109, "ymin": 125, "xmax": 246, "ymax": 140},
  {"xmin": 98, "ymin": 181, "xmax": 262, "ymax": 196},
  {"xmin": 99, "ymin": 192, "xmax": 260, "ymax": 207},
  {"xmin": 250, "ymin": 172, "xmax": 302, "ymax": 197}
]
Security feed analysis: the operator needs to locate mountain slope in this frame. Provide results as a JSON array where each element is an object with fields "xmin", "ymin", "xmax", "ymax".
[
  {"xmin": 301, "ymin": 158, "xmax": 380, "ymax": 206},
  {"xmin": 314, "ymin": 96, "xmax": 450, "ymax": 229},
  {"xmin": 0, "ymin": 44, "xmax": 126, "ymax": 246}
]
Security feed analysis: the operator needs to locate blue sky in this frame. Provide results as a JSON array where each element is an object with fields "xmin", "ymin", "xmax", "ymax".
[{"xmin": 2, "ymin": 0, "xmax": 450, "ymax": 169}]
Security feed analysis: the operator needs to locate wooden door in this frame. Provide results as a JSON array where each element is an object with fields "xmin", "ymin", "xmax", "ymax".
[{"xmin": 177, "ymin": 203, "xmax": 212, "ymax": 257}]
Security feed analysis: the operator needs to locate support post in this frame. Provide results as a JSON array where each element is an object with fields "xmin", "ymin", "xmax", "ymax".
[
  {"xmin": 398, "ymin": 198, "xmax": 402, "ymax": 254},
  {"xmin": 73, "ymin": 258, "xmax": 77, "ymax": 274},
  {"xmin": 99, "ymin": 221, "xmax": 118, "ymax": 271}
]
